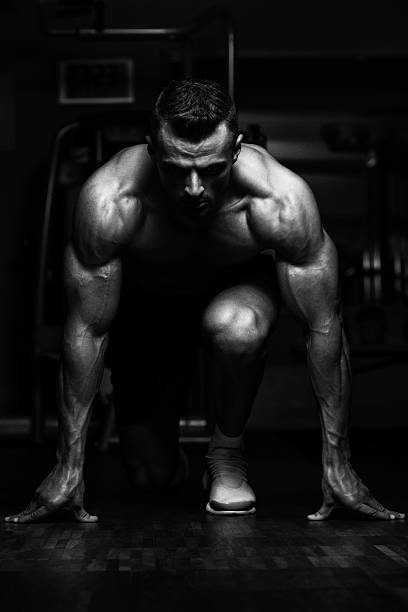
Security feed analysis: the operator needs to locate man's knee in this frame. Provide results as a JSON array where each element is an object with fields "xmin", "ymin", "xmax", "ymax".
[{"xmin": 202, "ymin": 302, "xmax": 269, "ymax": 356}]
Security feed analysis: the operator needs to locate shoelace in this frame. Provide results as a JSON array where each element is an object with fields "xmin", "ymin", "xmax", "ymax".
[{"xmin": 206, "ymin": 447, "xmax": 249, "ymax": 482}]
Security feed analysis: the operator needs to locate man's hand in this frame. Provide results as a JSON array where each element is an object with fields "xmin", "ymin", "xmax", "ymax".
[
  {"xmin": 4, "ymin": 464, "xmax": 98, "ymax": 524},
  {"xmin": 307, "ymin": 462, "xmax": 405, "ymax": 521}
]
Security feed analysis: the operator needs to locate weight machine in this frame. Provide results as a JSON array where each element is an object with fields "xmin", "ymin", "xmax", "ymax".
[{"xmin": 32, "ymin": 3, "xmax": 236, "ymax": 445}]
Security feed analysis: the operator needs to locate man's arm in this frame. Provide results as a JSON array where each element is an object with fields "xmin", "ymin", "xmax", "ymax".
[
  {"xmin": 57, "ymin": 243, "xmax": 122, "ymax": 491},
  {"xmin": 251, "ymin": 174, "xmax": 404, "ymax": 520},
  {"xmin": 5, "ymin": 180, "xmax": 125, "ymax": 523}
]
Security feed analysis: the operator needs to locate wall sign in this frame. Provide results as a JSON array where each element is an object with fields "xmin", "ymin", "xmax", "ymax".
[{"xmin": 59, "ymin": 58, "xmax": 134, "ymax": 104}]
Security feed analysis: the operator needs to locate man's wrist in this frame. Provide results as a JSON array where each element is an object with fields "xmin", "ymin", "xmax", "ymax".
[
  {"xmin": 322, "ymin": 441, "xmax": 350, "ymax": 466},
  {"xmin": 57, "ymin": 457, "xmax": 85, "ymax": 477},
  {"xmin": 57, "ymin": 438, "xmax": 86, "ymax": 469}
]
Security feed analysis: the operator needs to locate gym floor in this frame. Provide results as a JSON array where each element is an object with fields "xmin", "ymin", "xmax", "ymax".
[{"xmin": 1, "ymin": 429, "xmax": 407, "ymax": 611}]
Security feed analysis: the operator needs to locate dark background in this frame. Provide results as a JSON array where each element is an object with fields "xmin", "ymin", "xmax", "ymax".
[{"xmin": 0, "ymin": 0, "xmax": 407, "ymax": 433}]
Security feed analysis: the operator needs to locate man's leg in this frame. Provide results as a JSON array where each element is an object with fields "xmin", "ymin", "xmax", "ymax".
[
  {"xmin": 201, "ymin": 272, "xmax": 280, "ymax": 514},
  {"xmin": 109, "ymin": 292, "xmax": 202, "ymax": 491}
]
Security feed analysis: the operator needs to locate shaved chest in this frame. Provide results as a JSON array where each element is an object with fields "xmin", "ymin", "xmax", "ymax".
[{"xmin": 123, "ymin": 204, "xmax": 260, "ymax": 291}]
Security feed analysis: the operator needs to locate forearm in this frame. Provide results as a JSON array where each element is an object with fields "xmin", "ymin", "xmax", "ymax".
[
  {"xmin": 306, "ymin": 314, "xmax": 352, "ymax": 464},
  {"xmin": 57, "ymin": 329, "xmax": 108, "ymax": 469}
]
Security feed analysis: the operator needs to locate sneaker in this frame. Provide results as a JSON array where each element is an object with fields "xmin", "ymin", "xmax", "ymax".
[{"xmin": 203, "ymin": 446, "xmax": 256, "ymax": 515}]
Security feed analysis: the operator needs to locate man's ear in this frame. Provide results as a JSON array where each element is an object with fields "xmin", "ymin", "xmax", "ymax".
[{"xmin": 232, "ymin": 133, "xmax": 244, "ymax": 164}]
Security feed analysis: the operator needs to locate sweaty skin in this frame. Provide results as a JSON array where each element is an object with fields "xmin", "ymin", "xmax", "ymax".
[{"xmin": 5, "ymin": 122, "xmax": 404, "ymax": 523}]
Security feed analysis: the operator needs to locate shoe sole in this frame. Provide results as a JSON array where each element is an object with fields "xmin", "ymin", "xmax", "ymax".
[{"xmin": 205, "ymin": 502, "xmax": 256, "ymax": 516}]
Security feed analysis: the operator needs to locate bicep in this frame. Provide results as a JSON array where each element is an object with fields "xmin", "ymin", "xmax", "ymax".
[
  {"xmin": 63, "ymin": 242, "xmax": 122, "ymax": 337},
  {"xmin": 276, "ymin": 230, "xmax": 340, "ymax": 331}
]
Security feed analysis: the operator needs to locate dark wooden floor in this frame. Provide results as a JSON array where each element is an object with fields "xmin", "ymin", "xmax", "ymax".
[{"xmin": 1, "ymin": 429, "xmax": 408, "ymax": 611}]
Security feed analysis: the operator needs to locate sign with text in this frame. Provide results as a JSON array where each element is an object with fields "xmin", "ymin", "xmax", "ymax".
[{"xmin": 59, "ymin": 58, "xmax": 134, "ymax": 104}]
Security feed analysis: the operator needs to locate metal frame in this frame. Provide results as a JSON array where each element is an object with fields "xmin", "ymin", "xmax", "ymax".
[
  {"xmin": 47, "ymin": 7, "xmax": 236, "ymax": 100},
  {"xmin": 31, "ymin": 122, "xmax": 79, "ymax": 444},
  {"xmin": 32, "ymin": 8, "xmax": 236, "ymax": 443}
]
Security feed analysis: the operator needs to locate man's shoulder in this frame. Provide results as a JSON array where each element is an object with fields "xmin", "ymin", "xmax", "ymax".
[
  {"xmin": 86, "ymin": 143, "xmax": 151, "ymax": 197},
  {"xmin": 237, "ymin": 144, "xmax": 306, "ymax": 201},
  {"xmin": 239, "ymin": 145, "xmax": 321, "ymax": 259},
  {"xmin": 73, "ymin": 145, "xmax": 148, "ymax": 265}
]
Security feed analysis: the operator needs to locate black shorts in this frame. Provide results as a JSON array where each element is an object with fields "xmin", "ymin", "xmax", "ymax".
[{"xmin": 106, "ymin": 253, "xmax": 278, "ymax": 426}]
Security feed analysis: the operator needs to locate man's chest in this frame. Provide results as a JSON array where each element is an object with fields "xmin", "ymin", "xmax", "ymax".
[
  {"xmin": 121, "ymin": 204, "xmax": 261, "ymax": 291},
  {"xmin": 130, "ymin": 205, "xmax": 259, "ymax": 266}
]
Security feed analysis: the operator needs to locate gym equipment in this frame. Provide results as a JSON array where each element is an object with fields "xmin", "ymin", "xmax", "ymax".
[
  {"xmin": 322, "ymin": 123, "xmax": 408, "ymax": 306},
  {"xmin": 32, "ymin": 6, "xmax": 235, "ymax": 445},
  {"xmin": 39, "ymin": 2, "xmax": 235, "ymax": 100}
]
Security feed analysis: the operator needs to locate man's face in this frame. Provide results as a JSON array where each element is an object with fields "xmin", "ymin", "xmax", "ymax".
[{"xmin": 148, "ymin": 121, "xmax": 242, "ymax": 223}]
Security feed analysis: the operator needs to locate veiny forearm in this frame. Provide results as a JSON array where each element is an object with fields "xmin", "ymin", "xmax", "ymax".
[
  {"xmin": 276, "ymin": 231, "xmax": 354, "ymax": 465},
  {"xmin": 56, "ymin": 328, "xmax": 108, "ymax": 468},
  {"xmin": 306, "ymin": 315, "xmax": 352, "ymax": 464}
]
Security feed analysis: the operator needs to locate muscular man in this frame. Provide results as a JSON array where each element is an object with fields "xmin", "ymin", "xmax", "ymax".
[{"xmin": 5, "ymin": 79, "xmax": 404, "ymax": 523}]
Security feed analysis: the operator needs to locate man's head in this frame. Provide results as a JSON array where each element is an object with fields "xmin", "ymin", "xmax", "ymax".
[{"xmin": 147, "ymin": 78, "xmax": 243, "ymax": 222}]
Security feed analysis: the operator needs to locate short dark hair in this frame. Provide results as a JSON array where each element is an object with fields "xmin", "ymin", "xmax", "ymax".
[{"xmin": 150, "ymin": 78, "xmax": 238, "ymax": 144}]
